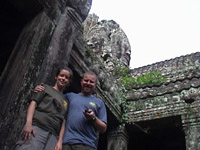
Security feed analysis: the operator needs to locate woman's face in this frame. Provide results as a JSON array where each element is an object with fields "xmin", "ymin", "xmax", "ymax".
[{"xmin": 55, "ymin": 69, "xmax": 71, "ymax": 88}]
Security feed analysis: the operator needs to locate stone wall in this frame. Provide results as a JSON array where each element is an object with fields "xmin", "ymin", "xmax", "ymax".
[
  {"xmin": 0, "ymin": 1, "xmax": 199, "ymax": 149},
  {"xmin": 125, "ymin": 52, "xmax": 200, "ymax": 150},
  {"xmin": 0, "ymin": 1, "xmax": 124, "ymax": 149},
  {"xmin": 0, "ymin": 0, "xmax": 95, "ymax": 149}
]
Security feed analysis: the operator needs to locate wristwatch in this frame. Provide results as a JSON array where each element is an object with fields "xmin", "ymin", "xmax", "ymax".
[{"xmin": 91, "ymin": 116, "xmax": 96, "ymax": 122}]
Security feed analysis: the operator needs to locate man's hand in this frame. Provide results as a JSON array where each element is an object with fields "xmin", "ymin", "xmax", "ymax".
[
  {"xmin": 83, "ymin": 109, "xmax": 95, "ymax": 121},
  {"xmin": 83, "ymin": 109, "xmax": 107, "ymax": 133},
  {"xmin": 21, "ymin": 123, "xmax": 35, "ymax": 142},
  {"xmin": 34, "ymin": 84, "xmax": 45, "ymax": 92}
]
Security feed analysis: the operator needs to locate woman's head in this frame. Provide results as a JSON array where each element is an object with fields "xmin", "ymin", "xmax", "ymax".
[
  {"xmin": 56, "ymin": 67, "xmax": 73, "ymax": 81},
  {"xmin": 54, "ymin": 67, "xmax": 73, "ymax": 91}
]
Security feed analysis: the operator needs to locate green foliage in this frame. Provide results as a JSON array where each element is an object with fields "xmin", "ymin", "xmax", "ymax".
[
  {"xmin": 115, "ymin": 66, "xmax": 131, "ymax": 76},
  {"xmin": 116, "ymin": 67, "xmax": 167, "ymax": 89},
  {"xmin": 112, "ymin": 63, "xmax": 167, "ymax": 123},
  {"xmin": 119, "ymin": 76, "xmax": 136, "ymax": 89}
]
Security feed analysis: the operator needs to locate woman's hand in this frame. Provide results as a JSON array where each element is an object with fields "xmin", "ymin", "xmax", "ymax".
[
  {"xmin": 21, "ymin": 123, "xmax": 35, "ymax": 142},
  {"xmin": 55, "ymin": 140, "xmax": 62, "ymax": 150}
]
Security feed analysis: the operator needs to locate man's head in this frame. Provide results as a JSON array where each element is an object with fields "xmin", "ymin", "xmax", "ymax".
[{"xmin": 81, "ymin": 71, "xmax": 97, "ymax": 96}]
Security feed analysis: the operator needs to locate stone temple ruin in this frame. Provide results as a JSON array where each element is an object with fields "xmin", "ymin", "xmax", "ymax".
[{"xmin": 0, "ymin": 1, "xmax": 199, "ymax": 150}]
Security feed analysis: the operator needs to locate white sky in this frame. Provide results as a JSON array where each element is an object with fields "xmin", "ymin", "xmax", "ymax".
[{"xmin": 89, "ymin": 0, "xmax": 200, "ymax": 68}]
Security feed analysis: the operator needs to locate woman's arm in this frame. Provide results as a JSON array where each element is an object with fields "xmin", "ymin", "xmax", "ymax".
[
  {"xmin": 55, "ymin": 120, "xmax": 66, "ymax": 150},
  {"xmin": 21, "ymin": 100, "xmax": 37, "ymax": 141}
]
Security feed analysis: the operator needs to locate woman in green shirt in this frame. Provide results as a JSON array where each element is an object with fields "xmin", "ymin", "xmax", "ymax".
[{"xmin": 16, "ymin": 67, "xmax": 73, "ymax": 150}]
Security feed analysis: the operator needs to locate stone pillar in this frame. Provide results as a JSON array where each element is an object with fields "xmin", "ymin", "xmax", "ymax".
[
  {"xmin": 182, "ymin": 113, "xmax": 200, "ymax": 150},
  {"xmin": 0, "ymin": 1, "xmax": 92, "ymax": 149},
  {"xmin": 35, "ymin": 6, "xmax": 83, "ymax": 84},
  {"xmin": 107, "ymin": 125, "xmax": 129, "ymax": 150}
]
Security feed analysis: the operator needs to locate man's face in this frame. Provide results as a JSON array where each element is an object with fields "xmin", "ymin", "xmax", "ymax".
[{"xmin": 81, "ymin": 74, "xmax": 96, "ymax": 96}]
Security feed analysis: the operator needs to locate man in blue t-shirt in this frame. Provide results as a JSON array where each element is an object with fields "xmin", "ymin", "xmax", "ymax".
[{"xmin": 62, "ymin": 71, "xmax": 107, "ymax": 150}]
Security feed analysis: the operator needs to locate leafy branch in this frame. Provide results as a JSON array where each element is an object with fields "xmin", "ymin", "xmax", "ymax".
[{"xmin": 115, "ymin": 66, "xmax": 167, "ymax": 89}]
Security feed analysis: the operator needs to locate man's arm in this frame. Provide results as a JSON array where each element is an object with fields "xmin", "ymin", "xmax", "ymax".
[
  {"xmin": 34, "ymin": 84, "xmax": 45, "ymax": 92},
  {"xmin": 92, "ymin": 116, "xmax": 107, "ymax": 133},
  {"xmin": 21, "ymin": 101, "xmax": 37, "ymax": 141}
]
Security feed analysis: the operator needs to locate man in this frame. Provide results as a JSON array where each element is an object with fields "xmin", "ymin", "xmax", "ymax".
[
  {"xmin": 63, "ymin": 71, "xmax": 107, "ymax": 150},
  {"xmin": 35, "ymin": 71, "xmax": 107, "ymax": 150}
]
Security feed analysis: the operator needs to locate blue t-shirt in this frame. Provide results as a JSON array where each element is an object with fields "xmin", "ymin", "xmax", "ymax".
[{"xmin": 62, "ymin": 92, "xmax": 107, "ymax": 149}]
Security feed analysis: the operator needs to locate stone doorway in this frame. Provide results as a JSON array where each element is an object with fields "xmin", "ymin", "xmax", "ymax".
[{"xmin": 127, "ymin": 116, "xmax": 186, "ymax": 150}]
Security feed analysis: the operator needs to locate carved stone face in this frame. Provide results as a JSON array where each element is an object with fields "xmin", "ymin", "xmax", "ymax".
[{"xmin": 84, "ymin": 16, "xmax": 131, "ymax": 68}]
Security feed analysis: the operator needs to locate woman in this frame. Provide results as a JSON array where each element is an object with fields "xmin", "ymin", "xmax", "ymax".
[{"xmin": 15, "ymin": 67, "xmax": 73, "ymax": 150}]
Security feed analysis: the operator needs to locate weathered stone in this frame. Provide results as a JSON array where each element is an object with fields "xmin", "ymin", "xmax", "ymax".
[
  {"xmin": 0, "ymin": 1, "xmax": 94, "ymax": 149},
  {"xmin": 126, "ymin": 52, "xmax": 199, "ymax": 149},
  {"xmin": 107, "ymin": 125, "xmax": 129, "ymax": 150},
  {"xmin": 83, "ymin": 14, "xmax": 131, "ymax": 68},
  {"xmin": 0, "ymin": 1, "xmax": 199, "ymax": 149}
]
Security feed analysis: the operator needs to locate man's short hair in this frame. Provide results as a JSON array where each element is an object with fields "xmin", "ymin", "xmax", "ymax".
[{"xmin": 82, "ymin": 71, "xmax": 97, "ymax": 82}]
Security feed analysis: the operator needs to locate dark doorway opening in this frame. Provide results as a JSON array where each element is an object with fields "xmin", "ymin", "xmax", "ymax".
[
  {"xmin": 127, "ymin": 116, "xmax": 186, "ymax": 150},
  {"xmin": 0, "ymin": 0, "xmax": 42, "ymax": 76},
  {"xmin": 65, "ymin": 66, "xmax": 82, "ymax": 94},
  {"xmin": 98, "ymin": 132, "xmax": 107, "ymax": 150}
]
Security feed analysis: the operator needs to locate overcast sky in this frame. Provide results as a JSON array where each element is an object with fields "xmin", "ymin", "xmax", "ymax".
[{"xmin": 89, "ymin": 0, "xmax": 200, "ymax": 68}]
